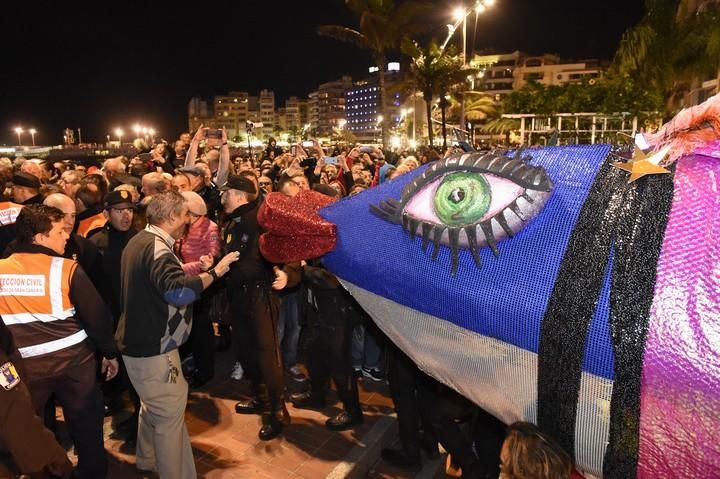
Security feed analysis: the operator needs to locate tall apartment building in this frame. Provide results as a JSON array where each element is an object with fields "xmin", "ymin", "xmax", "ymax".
[
  {"xmin": 470, "ymin": 51, "xmax": 606, "ymax": 101},
  {"xmin": 308, "ymin": 76, "xmax": 353, "ymax": 136},
  {"xmin": 470, "ymin": 51, "xmax": 524, "ymax": 102},
  {"xmin": 188, "ymin": 90, "xmax": 277, "ymax": 139},
  {"xmin": 345, "ymin": 66, "xmax": 403, "ymax": 144},
  {"xmin": 213, "ymin": 91, "xmax": 250, "ymax": 138},
  {"xmin": 258, "ymin": 89, "xmax": 276, "ymax": 138},
  {"xmin": 512, "ymin": 55, "xmax": 604, "ymax": 90},
  {"xmin": 285, "ymin": 96, "xmax": 308, "ymax": 132},
  {"xmin": 188, "ymin": 98, "xmax": 214, "ymax": 133},
  {"xmin": 276, "ymin": 107, "xmax": 288, "ymax": 133}
]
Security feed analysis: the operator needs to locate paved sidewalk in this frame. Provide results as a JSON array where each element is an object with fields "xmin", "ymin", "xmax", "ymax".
[{"xmin": 100, "ymin": 349, "xmax": 408, "ymax": 478}]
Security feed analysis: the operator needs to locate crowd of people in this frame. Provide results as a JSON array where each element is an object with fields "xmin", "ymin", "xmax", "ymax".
[{"xmin": 0, "ymin": 127, "xmax": 583, "ymax": 478}]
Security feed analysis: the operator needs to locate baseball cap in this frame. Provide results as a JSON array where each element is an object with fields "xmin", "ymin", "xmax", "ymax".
[
  {"xmin": 219, "ymin": 175, "xmax": 257, "ymax": 195},
  {"xmin": 104, "ymin": 190, "xmax": 135, "ymax": 210}
]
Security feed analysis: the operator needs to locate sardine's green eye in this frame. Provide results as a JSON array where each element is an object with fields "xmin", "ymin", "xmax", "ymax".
[{"xmin": 433, "ymin": 172, "xmax": 491, "ymax": 225}]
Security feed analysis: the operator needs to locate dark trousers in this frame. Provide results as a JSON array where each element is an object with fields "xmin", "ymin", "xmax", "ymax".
[
  {"xmin": 230, "ymin": 284, "xmax": 284, "ymax": 410},
  {"xmin": 28, "ymin": 359, "xmax": 106, "ymax": 478},
  {"xmin": 305, "ymin": 290, "xmax": 361, "ymax": 413},
  {"xmin": 387, "ymin": 343, "xmax": 434, "ymax": 458},
  {"xmin": 189, "ymin": 291, "xmax": 215, "ymax": 380}
]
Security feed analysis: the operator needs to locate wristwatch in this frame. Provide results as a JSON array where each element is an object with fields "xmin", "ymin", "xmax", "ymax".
[{"xmin": 207, "ymin": 268, "xmax": 219, "ymax": 280}]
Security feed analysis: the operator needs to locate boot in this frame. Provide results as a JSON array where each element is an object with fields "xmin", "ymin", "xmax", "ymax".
[
  {"xmin": 326, "ymin": 409, "xmax": 363, "ymax": 431},
  {"xmin": 259, "ymin": 403, "xmax": 290, "ymax": 441},
  {"xmin": 290, "ymin": 390, "xmax": 326, "ymax": 410},
  {"xmin": 235, "ymin": 384, "xmax": 268, "ymax": 415}
]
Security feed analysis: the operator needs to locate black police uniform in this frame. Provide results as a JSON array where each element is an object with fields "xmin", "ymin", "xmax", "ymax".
[{"xmin": 223, "ymin": 196, "xmax": 289, "ymax": 439}]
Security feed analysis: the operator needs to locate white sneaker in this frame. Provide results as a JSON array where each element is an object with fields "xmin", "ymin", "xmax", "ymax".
[{"xmin": 230, "ymin": 361, "xmax": 244, "ymax": 380}]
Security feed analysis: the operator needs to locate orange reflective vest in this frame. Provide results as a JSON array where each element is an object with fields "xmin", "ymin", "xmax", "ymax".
[
  {"xmin": 0, "ymin": 253, "xmax": 87, "ymax": 361},
  {"xmin": 76, "ymin": 212, "xmax": 106, "ymax": 237},
  {"xmin": 0, "ymin": 201, "xmax": 23, "ymax": 226}
]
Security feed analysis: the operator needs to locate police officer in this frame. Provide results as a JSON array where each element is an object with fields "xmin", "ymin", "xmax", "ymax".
[
  {"xmin": 0, "ymin": 204, "xmax": 119, "ymax": 478},
  {"xmin": 0, "ymin": 321, "xmax": 73, "ymax": 478},
  {"xmin": 0, "ymin": 172, "xmax": 42, "ymax": 253},
  {"xmin": 219, "ymin": 175, "xmax": 300, "ymax": 440}
]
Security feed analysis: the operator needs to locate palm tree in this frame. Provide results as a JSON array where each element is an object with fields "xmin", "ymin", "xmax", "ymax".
[
  {"xmin": 448, "ymin": 92, "xmax": 497, "ymax": 142},
  {"xmin": 400, "ymin": 39, "xmax": 477, "ymax": 148},
  {"xmin": 480, "ymin": 117, "xmax": 520, "ymax": 146},
  {"xmin": 614, "ymin": 0, "xmax": 720, "ymax": 115},
  {"xmin": 318, "ymin": 0, "xmax": 429, "ymax": 147}
]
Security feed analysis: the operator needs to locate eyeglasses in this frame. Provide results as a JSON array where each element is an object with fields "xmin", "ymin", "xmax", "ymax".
[{"xmin": 258, "ymin": 181, "xmax": 272, "ymax": 186}]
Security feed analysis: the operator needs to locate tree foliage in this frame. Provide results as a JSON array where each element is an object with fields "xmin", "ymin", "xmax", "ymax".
[
  {"xmin": 502, "ymin": 76, "xmax": 663, "ymax": 117},
  {"xmin": 399, "ymin": 39, "xmax": 478, "ymax": 147},
  {"xmin": 614, "ymin": 0, "xmax": 720, "ymax": 114}
]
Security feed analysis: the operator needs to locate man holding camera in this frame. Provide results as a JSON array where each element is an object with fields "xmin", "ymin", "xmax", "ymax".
[{"xmin": 183, "ymin": 126, "xmax": 231, "ymax": 219}]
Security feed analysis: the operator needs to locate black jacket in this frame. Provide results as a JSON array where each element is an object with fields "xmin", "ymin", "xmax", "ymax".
[
  {"xmin": 223, "ymin": 198, "xmax": 274, "ymax": 287},
  {"xmin": 0, "ymin": 322, "xmax": 73, "ymax": 477},
  {"xmin": 90, "ymin": 224, "xmax": 138, "ymax": 322}
]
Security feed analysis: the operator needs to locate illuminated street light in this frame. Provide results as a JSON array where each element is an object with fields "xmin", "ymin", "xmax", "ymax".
[
  {"xmin": 132, "ymin": 124, "xmax": 142, "ymax": 137},
  {"xmin": 453, "ymin": 6, "xmax": 466, "ymax": 21},
  {"xmin": 148, "ymin": 128, "xmax": 155, "ymax": 136},
  {"xmin": 14, "ymin": 127, "xmax": 23, "ymax": 146},
  {"xmin": 114, "ymin": 128, "xmax": 124, "ymax": 145},
  {"xmin": 29, "ymin": 128, "xmax": 37, "ymax": 146},
  {"xmin": 445, "ymin": 0, "xmax": 497, "ymax": 133}
]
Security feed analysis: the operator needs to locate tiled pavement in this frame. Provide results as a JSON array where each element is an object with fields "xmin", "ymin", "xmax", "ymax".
[{"xmin": 88, "ymin": 349, "xmax": 446, "ymax": 479}]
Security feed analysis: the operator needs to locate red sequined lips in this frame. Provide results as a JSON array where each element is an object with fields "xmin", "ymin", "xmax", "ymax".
[{"xmin": 258, "ymin": 190, "xmax": 337, "ymax": 263}]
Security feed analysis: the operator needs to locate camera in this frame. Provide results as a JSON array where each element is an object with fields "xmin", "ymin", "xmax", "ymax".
[
  {"xmin": 324, "ymin": 156, "xmax": 338, "ymax": 165},
  {"xmin": 300, "ymin": 156, "xmax": 316, "ymax": 169},
  {"xmin": 302, "ymin": 141, "xmax": 313, "ymax": 148},
  {"xmin": 359, "ymin": 146, "xmax": 375, "ymax": 153},
  {"xmin": 291, "ymin": 145, "xmax": 297, "ymax": 156},
  {"xmin": 206, "ymin": 129, "xmax": 223, "ymax": 139}
]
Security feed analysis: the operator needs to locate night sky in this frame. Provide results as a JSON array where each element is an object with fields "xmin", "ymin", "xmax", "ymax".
[{"xmin": 1, "ymin": 0, "xmax": 645, "ymax": 145}]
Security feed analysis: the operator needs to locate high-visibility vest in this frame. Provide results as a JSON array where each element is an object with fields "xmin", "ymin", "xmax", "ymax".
[
  {"xmin": 77, "ymin": 212, "xmax": 106, "ymax": 237},
  {"xmin": 0, "ymin": 201, "xmax": 23, "ymax": 226},
  {"xmin": 0, "ymin": 253, "xmax": 87, "ymax": 360}
]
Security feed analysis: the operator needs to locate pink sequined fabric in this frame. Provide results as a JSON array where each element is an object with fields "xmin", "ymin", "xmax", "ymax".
[{"xmin": 638, "ymin": 153, "xmax": 720, "ymax": 477}]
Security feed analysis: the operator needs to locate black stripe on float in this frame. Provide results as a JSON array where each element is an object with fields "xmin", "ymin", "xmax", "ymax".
[
  {"xmin": 603, "ymin": 169, "xmax": 674, "ymax": 478},
  {"xmin": 537, "ymin": 158, "xmax": 628, "ymax": 457}
]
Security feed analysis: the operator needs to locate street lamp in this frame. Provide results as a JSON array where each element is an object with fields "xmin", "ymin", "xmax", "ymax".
[
  {"xmin": 114, "ymin": 128, "xmax": 124, "ymax": 145},
  {"xmin": 29, "ymin": 128, "xmax": 37, "ymax": 147},
  {"xmin": 132, "ymin": 124, "xmax": 142, "ymax": 138},
  {"xmin": 448, "ymin": 1, "xmax": 496, "ymax": 132},
  {"xmin": 14, "ymin": 127, "xmax": 23, "ymax": 146}
]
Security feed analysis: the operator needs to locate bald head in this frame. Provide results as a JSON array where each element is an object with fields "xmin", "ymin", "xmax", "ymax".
[
  {"xmin": 44, "ymin": 193, "xmax": 76, "ymax": 234},
  {"xmin": 103, "ymin": 157, "xmax": 126, "ymax": 176}
]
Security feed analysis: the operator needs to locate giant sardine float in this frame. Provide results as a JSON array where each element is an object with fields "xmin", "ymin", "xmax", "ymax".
[{"xmin": 258, "ymin": 95, "xmax": 720, "ymax": 478}]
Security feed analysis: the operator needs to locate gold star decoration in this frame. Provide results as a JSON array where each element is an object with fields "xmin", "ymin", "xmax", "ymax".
[{"xmin": 612, "ymin": 146, "xmax": 671, "ymax": 183}]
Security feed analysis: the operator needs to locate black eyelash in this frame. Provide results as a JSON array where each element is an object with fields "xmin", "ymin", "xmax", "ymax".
[{"xmin": 370, "ymin": 150, "xmax": 553, "ymax": 275}]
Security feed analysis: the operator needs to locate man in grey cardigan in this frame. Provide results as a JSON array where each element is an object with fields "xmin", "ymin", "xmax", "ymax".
[{"xmin": 116, "ymin": 191, "xmax": 238, "ymax": 479}]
